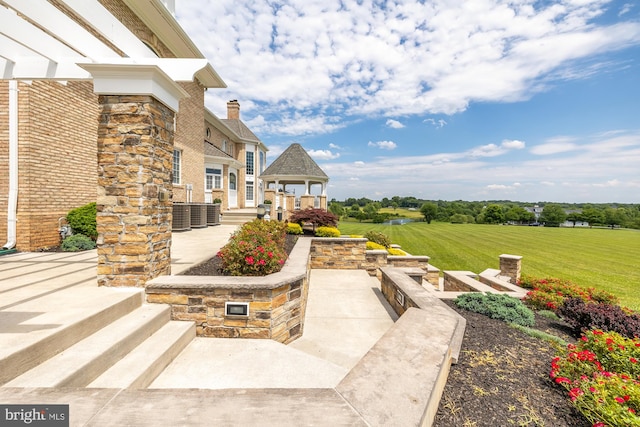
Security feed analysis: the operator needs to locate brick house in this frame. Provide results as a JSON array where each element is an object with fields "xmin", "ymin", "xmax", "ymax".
[{"xmin": 0, "ymin": 1, "xmax": 265, "ymax": 253}]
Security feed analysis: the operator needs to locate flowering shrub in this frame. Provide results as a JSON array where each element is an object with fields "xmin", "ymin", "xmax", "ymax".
[
  {"xmin": 551, "ymin": 330, "xmax": 640, "ymax": 426},
  {"xmin": 454, "ymin": 292, "xmax": 535, "ymax": 327},
  {"xmin": 366, "ymin": 241, "xmax": 386, "ymax": 250},
  {"xmin": 559, "ymin": 298, "xmax": 640, "ymax": 339},
  {"xmin": 520, "ymin": 276, "xmax": 618, "ymax": 312},
  {"xmin": 363, "ymin": 231, "xmax": 391, "ymax": 248},
  {"xmin": 387, "ymin": 247, "xmax": 407, "ymax": 256},
  {"xmin": 315, "ymin": 226, "xmax": 341, "ymax": 237},
  {"xmin": 216, "ymin": 219, "xmax": 288, "ymax": 276},
  {"xmin": 286, "ymin": 222, "xmax": 303, "ymax": 235}
]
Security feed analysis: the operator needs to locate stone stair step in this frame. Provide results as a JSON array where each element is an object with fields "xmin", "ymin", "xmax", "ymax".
[
  {"xmin": 88, "ymin": 321, "xmax": 195, "ymax": 389},
  {"xmin": 4, "ymin": 304, "xmax": 170, "ymax": 388},
  {"xmin": 0, "ymin": 288, "xmax": 143, "ymax": 386}
]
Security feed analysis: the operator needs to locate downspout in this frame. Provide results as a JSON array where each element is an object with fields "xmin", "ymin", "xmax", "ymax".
[{"xmin": 2, "ymin": 80, "xmax": 18, "ymax": 250}]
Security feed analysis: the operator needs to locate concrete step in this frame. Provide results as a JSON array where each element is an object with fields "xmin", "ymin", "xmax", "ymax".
[
  {"xmin": 0, "ymin": 288, "xmax": 143, "ymax": 386},
  {"xmin": 88, "ymin": 321, "xmax": 195, "ymax": 389},
  {"xmin": 4, "ymin": 304, "xmax": 170, "ymax": 388},
  {"xmin": 221, "ymin": 209, "xmax": 258, "ymax": 225}
]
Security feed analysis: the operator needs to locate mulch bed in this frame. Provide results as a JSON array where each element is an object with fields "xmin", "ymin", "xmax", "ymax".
[{"xmin": 434, "ymin": 301, "xmax": 590, "ymax": 427}]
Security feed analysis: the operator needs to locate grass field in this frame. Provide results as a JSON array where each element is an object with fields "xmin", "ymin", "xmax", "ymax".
[{"xmin": 338, "ymin": 221, "xmax": 640, "ymax": 310}]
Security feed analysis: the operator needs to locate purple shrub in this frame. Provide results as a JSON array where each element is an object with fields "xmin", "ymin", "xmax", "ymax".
[{"xmin": 559, "ymin": 297, "xmax": 640, "ymax": 339}]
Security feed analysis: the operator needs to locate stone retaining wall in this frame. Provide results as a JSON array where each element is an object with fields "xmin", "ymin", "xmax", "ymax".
[
  {"xmin": 146, "ymin": 238, "xmax": 311, "ymax": 343},
  {"xmin": 309, "ymin": 238, "xmax": 367, "ymax": 269}
]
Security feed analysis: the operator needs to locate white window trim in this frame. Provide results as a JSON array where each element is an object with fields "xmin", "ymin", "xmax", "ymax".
[{"xmin": 172, "ymin": 149, "xmax": 182, "ymax": 185}]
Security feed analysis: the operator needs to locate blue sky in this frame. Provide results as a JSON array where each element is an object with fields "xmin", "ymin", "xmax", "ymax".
[{"xmin": 175, "ymin": 0, "xmax": 640, "ymax": 203}]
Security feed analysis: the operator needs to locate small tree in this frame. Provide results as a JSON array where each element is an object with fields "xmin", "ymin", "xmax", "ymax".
[
  {"xmin": 540, "ymin": 204, "xmax": 567, "ymax": 227},
  {"xmin": 483, "ymin": 204, "xmax": 505, "ymax": 224},
  {"xmin": 420, "ymin": 202, "xmax": 438, "ymax": 224},
  {"xmin": 289, "ymin": 208, "xmax": 338, "ymax": 231}
]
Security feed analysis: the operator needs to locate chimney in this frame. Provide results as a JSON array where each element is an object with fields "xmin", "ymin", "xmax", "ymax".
[{"xmin": 227, "ymin": 100, "xmax": 240, "ymax": 120}]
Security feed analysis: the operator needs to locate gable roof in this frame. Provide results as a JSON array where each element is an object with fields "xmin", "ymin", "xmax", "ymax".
[
  {"xmin": 220, "ymin": 119, "xmax": 261, "ymax": 144},
  {"xmin": 261, "ymin": 143, "xmax": 328, "ymax": 179}
]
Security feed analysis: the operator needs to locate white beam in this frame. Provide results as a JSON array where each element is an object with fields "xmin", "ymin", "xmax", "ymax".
[
  {"xmin": 89, "ymin": 57, "xmax": 208, "ymax": 82},
  {"xmin": 1, "ymin": 0, "xmax": 120, "ymax": 58},
  {"xmin": 0, "ymin": 6, "xmax": 82, "ymax": 60},
  {"xmin": 57, "ymin": 0, "xmax": 157, "ymax": 59}
]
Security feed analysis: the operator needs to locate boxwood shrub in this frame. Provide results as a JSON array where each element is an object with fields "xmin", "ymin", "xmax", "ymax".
[{"xmin": 455, "ymin": 292, "xmax": 535, "ymax": 327}]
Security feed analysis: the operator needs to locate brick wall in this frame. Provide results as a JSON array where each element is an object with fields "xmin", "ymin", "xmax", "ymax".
[
  {"xmin": 0, "ymin": 81, "xmax": 8, "ymax": 245},
  {"xmin": 97, "ymin": 0, "xmax": 175, "ymax": 58},
  {"xmin": 0, "ymin": 81, "xmax": 99, "ymax": 251},
  {"xmin": 173, "ymin": 82, "xmax": 205, "ymax": 203}
]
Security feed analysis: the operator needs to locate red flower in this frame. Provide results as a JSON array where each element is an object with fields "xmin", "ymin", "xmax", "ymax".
[
  {"xmin": 555, "ymin": 377, "xmax": 571, "ymax": 384},
  {"xmin": 245, "ymin": 256, "xmax": 254, "ymax": 265},
  {"xmin": 581, "ymin": 336, "xmax": 589, "ymax": 342},
  {"xmin": 592, "ymin": 330, "xmax": 604, "ymax": 335},
  {"xmin": 592, "ymin": 423, "xmax": 605, "ymax": 427},
  {"xmin": 631, "ymin": 358, "xmax": 638, "ymax": 363}
]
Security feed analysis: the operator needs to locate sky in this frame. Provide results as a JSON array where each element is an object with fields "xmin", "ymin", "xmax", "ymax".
[{"xmin": 174, "ymin": 0, "xmax": 640, "ymax": 204}]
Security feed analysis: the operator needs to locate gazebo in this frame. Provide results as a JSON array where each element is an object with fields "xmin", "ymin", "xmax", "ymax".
[{"xmin": 260, "ymin": 143, "xmax": 329, "ymax": 220}]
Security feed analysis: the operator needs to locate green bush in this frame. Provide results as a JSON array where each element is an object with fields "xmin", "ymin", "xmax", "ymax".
[
  {"xmin": 520, "ymin": 275, "xmax": 619, "ymax": 312},
  {"xmin": 61, "ymin": 234, "xmax": 96, "ymax": 252},
  {"xmin": 286, "ymin": 222, "xmax": 303, "ymax": 235},
  {"xmin": 216, "ymin": 219, "xmax": 288, "ymax": 276},
  {"xmin": 315, "ymin": 226, "xmax": 341, "ymax": 237},
  {"xmin": 454, "ymin": 292, "xmax": 535, "ymax": 327},
  {"xmin": 364, "ymin": 231, "xmax": 391, "ymax": 248},
  {"xmin": 66, "ymin": 202, "xmax": 97, "ymax": 240}
]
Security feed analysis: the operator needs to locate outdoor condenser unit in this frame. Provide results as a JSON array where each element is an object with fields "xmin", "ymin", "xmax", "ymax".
[
  {"xmin": 189, "ymin": 203, "xmax": 208, "ymax": 228},
  {"xmin": 207, "ymin": 203, "xmax": 221, "ymax": 226},
  {"xmin": 172, "ymin": 203, "xmax": 191, "ymax": 231}
]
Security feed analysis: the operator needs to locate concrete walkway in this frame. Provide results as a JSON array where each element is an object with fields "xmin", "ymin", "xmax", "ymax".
[{"xmin": 151, "ymin": 269, "xmax": 397, "ymax": 389}]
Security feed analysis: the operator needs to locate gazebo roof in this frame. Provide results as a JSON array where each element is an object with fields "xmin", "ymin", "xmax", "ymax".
[{"xmin": 261, "ymin": 143, "xmax": 328, "ymax": 181}]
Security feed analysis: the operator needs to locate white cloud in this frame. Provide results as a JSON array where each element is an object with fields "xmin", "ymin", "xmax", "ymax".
[
  {"xmin": 329, "ymin": 143, "xmax": 342, "ymax": 149},
  {"xmin": 368, "ymin": 140, "xmax": 397, "ymax": 150},
  {"xmin": 501, "ymin": 139, "xmax": 526, "ymax": 150},
  {"xmin": 424, "ymin": 118, "xmax": 448, "ymax": 128},
  {"xmin": 307, "ymin": 149, "xmax": 340, "ymax": 160},
  {"xmin": 176, "ymin": 0, "xmax": 640, "ymax": 136},
  {"xmin": 319, "ymin": 130, "xmax": 640, "ymax": 202},
  {"xmin": 531, "ymin": 139, "xmax": 579, "ymax": 155},
  {"xmin": 386, "ymin": 119, "xmax": 405, "ymax": 129}
]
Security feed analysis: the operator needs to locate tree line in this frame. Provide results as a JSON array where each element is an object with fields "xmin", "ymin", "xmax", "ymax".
[{"xmin": 328, "ymin": 197, "xmax": 640, "ymax": 229}]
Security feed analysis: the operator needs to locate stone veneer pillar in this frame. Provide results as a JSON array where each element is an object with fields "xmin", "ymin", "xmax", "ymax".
[
  {"xmin": 96, "ymin": 95, "xmax": 174, "ymax": 287},
  {"xmin": 499, "ymin": 254, "xmax": 523, "ymax": 284}
]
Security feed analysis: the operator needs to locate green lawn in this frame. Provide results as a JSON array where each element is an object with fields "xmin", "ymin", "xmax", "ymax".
[{"xmin": 338, "ymin": 221, "xmax": 640, "ymax": 310}]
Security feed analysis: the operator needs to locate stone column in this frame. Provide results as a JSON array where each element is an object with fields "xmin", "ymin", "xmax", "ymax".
[
  {"xmin": 96, "ymin": 95, "xmax": 174, "ymax": 287},
  {"xmin": 499, "ymin": 254, "xmax": 523, "ymax": 284}
]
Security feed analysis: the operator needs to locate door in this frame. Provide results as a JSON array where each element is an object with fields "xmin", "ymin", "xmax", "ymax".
[{"xmin": 228, "ymin": 169, "xmax": 238, "ymax": 208}]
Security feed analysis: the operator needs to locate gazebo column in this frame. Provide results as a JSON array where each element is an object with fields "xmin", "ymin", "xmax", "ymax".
[{"xmin": 80, "ymin": 64, "xmax": 189, "ymax": 287}]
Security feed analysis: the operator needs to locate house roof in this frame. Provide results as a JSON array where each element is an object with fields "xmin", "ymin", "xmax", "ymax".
[
  {"xmin": 204, "ymin": 142, "xmax": 232, "ymax": 158},
  {"xmin": 261, "ymin": 143, "xmax": 328, "ymax": 180},
  {"xmin": 220, "ymin": 119, "xmax": 261, "ymax": 144}
]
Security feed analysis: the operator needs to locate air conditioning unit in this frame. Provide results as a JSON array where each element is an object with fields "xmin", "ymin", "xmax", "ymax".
[
  {"xmin": 172, "ymin": 203, "xmax": 191, "ymax": 231},
  {"xmin": 189, "ymin": 203, "xmax": 208, "ymax": 228},
  {"xmin": 207, "ymin": 203, "xmax": 221, "ymax": 226}
]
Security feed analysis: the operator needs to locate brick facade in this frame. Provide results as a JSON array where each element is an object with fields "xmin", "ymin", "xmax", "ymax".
[{"xmin": 0, "ymin": 80, "xmax": 98, "ymax": 250}]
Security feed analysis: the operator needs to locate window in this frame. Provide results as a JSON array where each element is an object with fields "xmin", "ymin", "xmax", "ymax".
[
  {"xmin": 172, "ymin": 150, "xmax": 181, "ymax": 184},
  {"xmin": 246, "ymin": 151, "xmax": 254, "ymax": 176},
  {"xmin": 246, "ymin": 181, "xmax": 254, "ymax": 201},
  {"xmin": 205, "ymin": 167, "xmax": 222, "ymax": 190},
  {"xmin": 259, "ymin": 151, "xmax": 265, "ymax": 173},
  {"xmin": 205, "ymin": 127, "xmax": 211, "ymax": 139}
]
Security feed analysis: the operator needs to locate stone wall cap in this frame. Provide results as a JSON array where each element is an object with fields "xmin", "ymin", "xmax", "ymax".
[{"xmin": 499, "ymin": 254, "xmax": 523, "ymax": 260}]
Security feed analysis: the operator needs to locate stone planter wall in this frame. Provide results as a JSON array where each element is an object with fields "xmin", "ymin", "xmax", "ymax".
[
  {"xmin": 309, "ymin": 238, "xmax": 367, "ymax": 269},
  {"xmin": 146, "ymin": 238, "xmax": 311, "ymax": 343}
]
